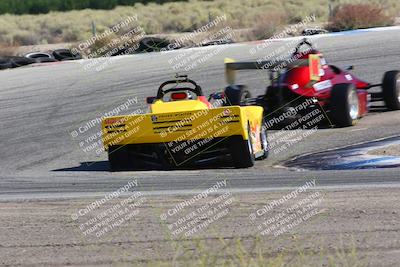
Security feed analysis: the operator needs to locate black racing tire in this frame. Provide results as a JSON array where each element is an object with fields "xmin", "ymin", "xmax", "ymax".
[
  {"xmin": 382, "ymin": 70, "xmax": 400, "ymax": 110},
  {"xmin": 25, "ymin": 52, "xmax": 53, "ymax": 59},
  {"xmin": 224, "ymin": 85, "xmax": 252, "ymax": 106},
  {"xmin": 60, "ymin": 57, "xmax": 78, "ymax": 61},
  {"xmin": 200, "ymin": 38, "xmax": 234, "ymax": 47},
  {"xmin": 329, "ymin": 83, "xmax": 359, "ymax": 127},
  {"xmin": 9, "ymin": 56, "xmax": 36, "ymax": 68},
  {"xmin": 137, "ymin": 37, "xmax": 170, "ymax": 53},
  {"xmin": 230, "ymin": 124, "xmax": 255, "ymax": 168},
  {"xmin": 53, "ymin": 49, "xmax": 82, "ymax": 61},
  {"xmin": 302, "ymin": 28, "xmax": 328, "ymax": 36},
  {"xmin": 258, "ymin": 119, "xmax": 269, "ymax": 160},
  {"xmin": 111, "ymin": 47, "xmax": 129, "ymax": 57},
  {"xmin": 0, "ymin": 58, "xmax": 13, "ymax": 70},
  {"xmin": 24, "ymin": 53, "xmax": 56, "ymax": 65},
  {"xmin": 34, "ymin": 57, "xmax": 58, "ymax": 63},
  {"xmin": 108, "ymin": 146, "xmax": 131, "ymax": 172}
]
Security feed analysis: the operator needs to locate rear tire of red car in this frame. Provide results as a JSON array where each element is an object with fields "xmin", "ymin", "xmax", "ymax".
[
  {"xmin": 382, "ymin": 70, "xmax": 400, "ymax": 110},
  {"xmin": 329, "ymin": 83, "xmax": 359, "ymax": 127},
  {"xmin": 224, "ymin": 85, "xmax": 252, "ymax": 106},
  {"xmin": 230, "ymin": 124, "xmax": 255, "ymax": 168}
]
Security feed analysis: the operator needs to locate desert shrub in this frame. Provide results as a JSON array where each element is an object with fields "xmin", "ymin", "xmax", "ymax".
[
  {"xmin": 251, "ymin": 12, "xmax": 288, "ymax": 40},
  {"xmin": 327, "ymin": 3, "xmax": 394, "ymax": 31},
  {"xmin": 12, "ymin": 31, "xmax": 41, "ymax": 46},
  {"xmin": 0, "ymin": 0, "xmax": 399, "ymax": 46},
  {"xmin": 63, "ymin": 29, "xmax": 81, "ymax": 43},
  {"xmin": 0, "ymin": 44, "xmax": 17, "ymax": 56},
  {"xmin": 77, "ymin": 32, "xmax": 120, "ymax": 57}
]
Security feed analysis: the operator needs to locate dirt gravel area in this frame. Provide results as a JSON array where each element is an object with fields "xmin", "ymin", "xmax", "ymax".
[{"xmin": 0, "ymin": 187, "xmax": 399, "ymax": 266}]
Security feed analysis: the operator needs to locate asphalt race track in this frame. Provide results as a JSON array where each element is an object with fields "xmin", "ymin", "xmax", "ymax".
[{"xmin": 1, "ymin": 27, "xmax": 400, "ymax": 200}]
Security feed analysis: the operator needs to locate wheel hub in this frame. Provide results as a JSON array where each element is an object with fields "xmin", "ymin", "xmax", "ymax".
[
  {"xmin": 260, "ymin": 128, "xmax": 268, "ymax": 151},
  {"xmin": 247, "ymin": 132, "xmax": 254, "ymax": 154},
  {"xmin": 397, "ymin": 79, "xmax": 400, "ymax": 102},
  {"xmin": 348, "ymin": 89, "xmax": 359, "ymax": 120}
]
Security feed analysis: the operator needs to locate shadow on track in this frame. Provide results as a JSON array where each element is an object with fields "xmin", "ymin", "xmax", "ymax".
[
  {"xmin": 53, "ymin": 161, "xmax": 110, "ymax": 172},
  {"xmin": 52, "ymin": 161, "xmax": 235, "ymax": 172}
]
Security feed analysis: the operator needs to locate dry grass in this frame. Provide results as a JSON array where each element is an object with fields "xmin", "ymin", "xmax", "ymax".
[
  {"xmin": 0, "ymin": 0, "xmax": 398, "ymax": 46},
  {"xmin": 251, "ymin": 12, "xmax": 288, "ymax": 40},
  {"xmin": 0, "ymin": 44, "xmax": 17, "ymax": 56},
  {"xmin": 146, "ymin": 236, "xmax": 363, "ymax": 267}
]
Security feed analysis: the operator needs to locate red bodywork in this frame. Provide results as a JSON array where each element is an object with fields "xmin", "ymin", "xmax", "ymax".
[{"xmin": 273, "ymin": 52, "xmax": 370, "ymax": 117}]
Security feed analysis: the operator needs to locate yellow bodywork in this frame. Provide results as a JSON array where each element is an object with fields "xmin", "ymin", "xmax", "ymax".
[
  {"xmin": 150, "ymin": 99, "xmax": 209, "ymax": 113},
  {"xmin": 102, "ymin": 99, "xmax": 264, "ymax": 154}
]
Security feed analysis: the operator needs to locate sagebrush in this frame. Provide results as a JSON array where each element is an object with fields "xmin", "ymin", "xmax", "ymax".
[
  {"xmin": 327, "ymin": 3, "xmax": 394, "ymax": 31},
  {"xmin": 0, "ymin": 0, "xmax": 397, "ymax": 46}
]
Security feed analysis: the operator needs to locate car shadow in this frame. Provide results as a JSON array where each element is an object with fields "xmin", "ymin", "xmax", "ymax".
[
  {"xmin": 53, "ymin": 161, "xmax": 110, "ymax": 172},
  {"xmin": 52, "ymin": 161, "xmax": 236, "ymax": 172},
  {"xmin": 368, "ymin": 106, "xmax": 388, "ymax": 113}
]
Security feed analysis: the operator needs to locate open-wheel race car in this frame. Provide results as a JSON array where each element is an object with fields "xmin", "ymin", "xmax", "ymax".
[
  {"xmin": 224, "ymin": 39, "xmax": 400, "ymax": 128},
  {"xmin": 102, "ymin": 75, "xmax": 268, "ymax": 171}
]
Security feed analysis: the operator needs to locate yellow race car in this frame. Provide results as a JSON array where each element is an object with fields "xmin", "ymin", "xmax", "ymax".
[{"xmin": 102, "ymin": 75, "xmax": 268, "ymax": 171}]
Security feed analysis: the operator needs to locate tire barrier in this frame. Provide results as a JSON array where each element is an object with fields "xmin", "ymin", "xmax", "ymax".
[
  {"xmin": 34, "ymin": 57, "xmax": 59, "ymax": 63},
  {"xmin": 0, "ymin": 38, "xmax": 233, "ymax": 71},
  {"xmin": 198, "ymin": 38, "xmax": 234, "ymax": 47},
  {"xmin": 0, "ymin": 56, "xmax": 36, "ymax": 69},
  {"xmin": 0, "ymin": 57, "xmax": 13, "ymax": 70},
  {"xmin": 302, "ymin": 28, "xmax": 328, "ymax": 36},
  {"xmin": 53, "ymin": 49, "xmax": 82, "ymax": 61},
  {"xmin": 25, "ymin": 52, "xmax": 53, "ymax": 59},
  {"xmin": 137, "ymin": 37, "xmax": 171, "ymax": 53},
  {"xmin": 0, "ymin": 49, "xmax": 82, "ymax": 71}
]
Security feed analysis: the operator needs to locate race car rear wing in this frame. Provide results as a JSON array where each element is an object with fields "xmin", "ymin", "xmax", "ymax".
[
  {"xmin": 225, "ymin": 58, "xmax": 309, "ymax": 70},
  {"xmin": 224, "ymin": 57, "xmax": 319, "ymax": 84}
]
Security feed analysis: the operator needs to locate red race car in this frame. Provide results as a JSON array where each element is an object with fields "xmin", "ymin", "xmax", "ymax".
[{"xmin": 224, "ymin": 39, "xmax": 400, "ymax": 127}]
